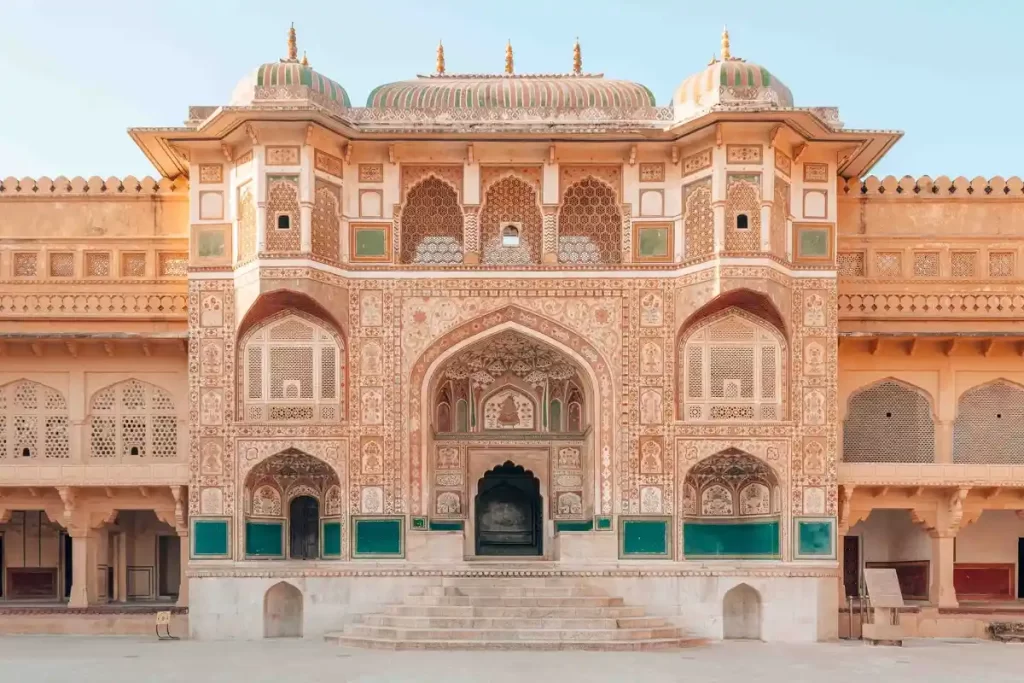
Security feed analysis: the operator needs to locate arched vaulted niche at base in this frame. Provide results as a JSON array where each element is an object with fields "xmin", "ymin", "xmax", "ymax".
[
  {"xmin": 263, "ymin": 581, "xmax": 303, "ymax": 638},
  {"xmin": 723, "ymin": 583, "xmax": 762, "ymax": 640},
  {"xmin": 475, "ymin": 461, "xmax": 543, "ymax": 557}
]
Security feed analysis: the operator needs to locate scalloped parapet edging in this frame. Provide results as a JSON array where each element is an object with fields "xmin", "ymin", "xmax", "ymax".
[
  {"xmin": 844, "ymin": 175, "xmax": 1024, "ymax": 197},
  {"xmin": 0, "ymin": 176, "xmax": 187, "ymax": 196}
]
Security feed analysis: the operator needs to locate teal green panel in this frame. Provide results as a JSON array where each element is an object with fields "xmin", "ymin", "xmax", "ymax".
[
  {"xmin": 556, "ymin": 520, "xmax": 594, "ymax": 532},
  {"xmin": 683, "ymin": 520, "xmax": 780, "ymax": 558},
  {"xmin": 621, "ymin": 518, "xmax": 669, "ymax": 557},
  {"xmin": 193, "ymin": 519, "xmax": 229, "ymax": 557},
  {"xmin": 455, "ymin": 400, "xmax": 468, "ymax": 432},
  {"xmin": 410, "ymin": 516, "xmax": 427, "ymax": 530},
  {"xmin": 245, "ymin": 520, "xmax": 284, "ymax": 558},
  {"xmin": 353, "ymin": 517, "xmax": 403, "ymax": 557},
  {"xmin": 355, "ymin": 229, "xmax": 388, "ymax": 257},
  {"xmin": 321, "ymin": 520, "xmax": 343, "ymax": 558},
  {"xmin": 638, "ymin": 227, "xmax": 669, "ymax": 258},
  {"xmin": 798, "ymin": 227, "xmax": 830, "ymax": 258},
  {"xmin": 428, "ymin": 520, "xmax": 464, "ymax": 531},
  {"xmin": 596, "ymin": 516, "xmax": 612, "ymax": 531},
  {"xmin": 798, "ymin": 520, "xmax": 833, "ymax": 556},
  {"xmin": 549, "ymin": 400, "xmax": 562, "ymax": 432}
]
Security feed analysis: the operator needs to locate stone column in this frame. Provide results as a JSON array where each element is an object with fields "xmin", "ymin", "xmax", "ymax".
[
  {"xmin": 176, "ymin": 527, "xmax": 190, "ymax": 608},
  {"xmin": 253, "ymin": 145, "xmax": 267, "ymax": 253},
  {"xmin": 115, "ymin": 531, "xmax": 128, "ymax": 602},
  {"xmin": 299, "ymin": 144, "xmax": 314, "ymax": 253},
  {"xmin": 935, "ymin": 420, "xmax": 954, "ymax": 463},
  {"xmin": 68, "ymin": 529, "xmax": 98, "ymax": 608},
  {"xmin": 462, "ymin": 205, "xmax": 480, "ymax": 265},
  {"xmin": 541, "ymin": 206, "xmax": 559, "ymax": 264},
  {"xmin": 929, "ymin": 532, "xmax": 958, "ymax": 608}
]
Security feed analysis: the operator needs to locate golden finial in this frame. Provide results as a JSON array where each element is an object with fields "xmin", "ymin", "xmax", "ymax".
[
  {"xmin": 721, "ymin": 26, "xmax": 731, "ymax": 61},
  {"xmin": 505, "ymin": 40, "xmax": 514, "ymax": 74},
  {"xmin": 572, "ymin": 38, "xmax": 582, "ymax": 75},
  {"xmin": 287, "ymin": 23, "xmax": 298, "ymax": 61},
  {"xmin": 436, "ymin": 40, "xmax": 446, "ymax": 75},
  {"xmin": 301, "ymin": 51, "xmax": 309, "ymax": 67}
]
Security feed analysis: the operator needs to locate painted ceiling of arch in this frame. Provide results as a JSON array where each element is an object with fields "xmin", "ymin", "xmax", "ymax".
[
  {"xmin": 249, "ymin": 449, "xmax": 337, "ymax": 480},
  {"xmin": 439, "ymin": 330, "xmax": 581, "ymax": 389},
  {"xmin": 686, "ymin": 449, "xmax": 775, "ymax": 488}
]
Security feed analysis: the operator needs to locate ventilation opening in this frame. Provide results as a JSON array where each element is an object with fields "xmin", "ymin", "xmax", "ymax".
[
  {"xmin": 129, "ymin": 446, "xmax": 140, "ymax": 456},
  {"xmin": 501, "ymin": 223, "xmax": 520, "ymax": 247},
  {"xmin": 736, "ymin": 213, "xmax": 749, "ymax": 230},
  {"xmin": 21, "ymin": 448, "xmax": 31, "ymax": 458},
  {"xmin": 276, "ymin": 214, "xmax": 291, "ymax": 230}
]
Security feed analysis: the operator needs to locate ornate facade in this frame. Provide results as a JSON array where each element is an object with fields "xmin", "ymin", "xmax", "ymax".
[{"xmin": 0, "ymin": 26, "xmax": 1022, "ymax": 643}]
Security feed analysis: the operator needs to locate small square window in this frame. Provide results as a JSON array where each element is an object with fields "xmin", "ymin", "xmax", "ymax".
[
  {"xmin": 736, "ymin": 214, "xmax": 749, "ymax": 230},
  {"xmin": 276, "ymin": 213, "xmax": 291, "ymax": 230}
]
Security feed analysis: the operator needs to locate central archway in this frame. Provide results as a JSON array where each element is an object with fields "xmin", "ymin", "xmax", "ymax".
[{"xmin": 474, "ymin": 461, "xmax": 543, "ymax": 556}]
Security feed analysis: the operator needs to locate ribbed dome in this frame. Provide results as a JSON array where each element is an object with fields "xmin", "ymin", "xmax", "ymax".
[
  {"xmin": 231, "ymin": 61, "xmax": 351, "ymax": 108},
  {"xmin": 367, "ymin": 74, "xmax": 655, "ymax": 110},
  {"xmin": 673, "ymin": 32, "xmax": 793, "ymax": 122}
]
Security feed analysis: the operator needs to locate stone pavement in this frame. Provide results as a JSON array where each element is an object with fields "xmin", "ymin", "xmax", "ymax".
[{"xmin": 0, "ymin": 635, "xmax": 1022, "ymax": 683}]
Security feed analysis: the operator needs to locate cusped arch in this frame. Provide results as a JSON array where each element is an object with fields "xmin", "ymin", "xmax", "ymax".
[
  {"xmin": 236, "ymin": 289, "xmax": 347, "ymax": 344},
  {"xmin": 480, "ymin": 174, "xmax": 543, "ymax": 265},
  {"xmin": 408, "ymin": 306, "xmax": 615, "ymax": 516},
  {"xmin": 87, "ymin": 378, "xmax": 178, "ymax": 459},
  {"xmin": 558, "ymin": 175, "xmax": 622, "ymax": 265},
  {"xmin": 843, "ymin": 378, "xmax": 935, "ymax": 463},
  {"xmin": 0, "ymin": 379, "xmax": 70, "ymax": 460},
  {"xmin": 953, "ymin": 378, "xmax": 1024, "ymax": 464},
  {"xmin": 399, "ymin": 174, "xmax": 464, "ymax": 265},
  {"xmin": 679, "ymin": 288, "xmax": 789, "ymax": 341}
]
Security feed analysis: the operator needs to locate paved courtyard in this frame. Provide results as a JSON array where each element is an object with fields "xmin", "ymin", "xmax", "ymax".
[{"xmin": 0, "ymin": 636, "xmax": 1022, "ymax": 683}]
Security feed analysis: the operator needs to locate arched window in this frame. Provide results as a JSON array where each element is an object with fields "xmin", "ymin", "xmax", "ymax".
[
  {"xmin": 953, "ymin": 380, "xmax": 1024, "ymax": 464},
  {"xmin": 480, "ymin": 176, "xmax": 542, "ymax": 265},
  {"xmin": 843, "ymin": 380, "xmax": 934, "ymax": 463},
  {"xmin": 0, "ymin": 380, "xmax": 69, "ymax": 459},
  {"xmin": 400, "ymin": 176, "xmax": 463, "ymax": 264},
  {"xmin": 243, "ymin": 313, "xmax": 344, "ymax": 423},
  {"xmin": 558, "ymin": 177, "xmax": 621, "ymax": 264},
  {"xmin": 679, "ymin": 311, "xmax": 783, "ymax": 422},
  {"xmin": 89, "ymin": 379, "xmax": 177, "ymax": 459}
]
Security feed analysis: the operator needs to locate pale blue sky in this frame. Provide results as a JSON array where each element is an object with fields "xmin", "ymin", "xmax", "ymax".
[{"xmin": 0, "ymin": 1, "xmax": 1011, "ymax": 178}]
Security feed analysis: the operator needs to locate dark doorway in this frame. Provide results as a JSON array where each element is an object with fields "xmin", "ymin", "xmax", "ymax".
[
  {"xmin": 1018, "ymin": 538, "xmax": 1024, "ymax": 598},
  {"xmin": 475, "ymin": 461, "xmax": 542, "ymax": 556},
  {"xmin": 289, "ymin": 496, "xmax": 320, "ymax": 560},
  {"xmin": 158, "ymin": 535, "xmax": 181, "ymax": 598},
  {"xmin": 63, "ymin": 532, "xmax": 72, "ymax": 599},
  {"xmin": 843, "ymin": 536, "xmax": 860, "ymax": 597}
]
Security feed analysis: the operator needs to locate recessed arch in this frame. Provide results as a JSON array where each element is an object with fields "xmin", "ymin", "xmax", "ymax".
[
  {"xmin": 558, "ymin": 175, "xmax": 622, "ymax": 264},
  {"xmin": 953, "ymin": 378, "xmax": 1024, "ymax": 464},
  {"xmin": 843, "ymin": 378, "xmax": 935, "ymax": 463},
  {"xmin": 87, "ymin": 378, "xmax": 178, "ymax": 459},
  {"xmin": 0, "ymin": 379, "xmax": 70, "ymax": 460},
  {"xmin": 679, "ymin": 288, "xmax": 789, "ymax": 341},
  {"xmin": 480, "ymin": 175, "xmax": 543, "ymax": 265},
  {"xmin": 408, "ymin": 305, "xmax": 615, "ymax": 516},
  {"xmin": 399, "ymin": 175, "xmax": 464, "ymax": 264},
  {"xmin": 723, "ymin": 583, "xmax": 762, "ymax": 640},
  {"xmin": 236, "ymin": 289, "xmax": 346, "ymax": 345}
]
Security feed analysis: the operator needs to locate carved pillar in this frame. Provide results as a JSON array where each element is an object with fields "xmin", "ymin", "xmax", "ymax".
[
  {"xmin": 299, "ymin": 144, "xmax": 314, "ymax": 253},
  {"xmin": 542, "ymin": 205, "xmax": 559, "ymax": 264},
  {"xmin": 68, "ymin": 528, "xmax": 98, "ymax": 608},
  {"xmin": 462, "ymin": 205, "xmax": 480, "ymax": 265},
  {"xmin": 253, "ymin": 146, "xmax": 267, "ymax": 253},
  {"xmin": 176, "ymin": 527, "xmax": 190, "ymax": 607},
  {"xmin": 760, "ymin": 169, "xmax": 774, "ymax": 252},
  {"xmin": 929, "ymin": 532, "xmax": 958, "ymax": 608},
  {"xmin": 935, "ymin": 420, "xmax": 953, "ymax": 463},
  {"xmin": 115, "ymin": 531, "xmax": 128, "ymax": 602}
]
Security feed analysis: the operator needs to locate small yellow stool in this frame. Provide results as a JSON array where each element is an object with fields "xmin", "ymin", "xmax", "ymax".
[{"xmin": 155, "ymin": 610, "xmax": 179, "ymax": 641}]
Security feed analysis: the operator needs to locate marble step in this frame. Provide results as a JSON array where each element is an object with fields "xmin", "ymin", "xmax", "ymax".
[
  {"xmin": 325, "ymin": 634, "xmax": 701, "ymax": 651},
  {"xmin": 359, "ymin": 614, "xmax": 670, "ymax": 629},
  {"xmin": 404, "ymin": 595, "xmax": 625, "ymax": 608},
  {"xmin": 415, "ymin": 585, "xmax": 609, "ymax": 597},
  {"xmin": 386, "ymin": 604, "xmax": 647, "ymax": 618},
  {"xmin": 341, "ymin": 624, "xmax": 688, "ymax": 642}
]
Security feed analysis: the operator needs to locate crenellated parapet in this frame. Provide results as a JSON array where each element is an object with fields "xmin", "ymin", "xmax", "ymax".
[
  {"xmin": 0, "ymin": 176, "xmax": 187, "ymax": 196},
  {"xmin": 843, "ymin": 175, "xmax": 1024, "ymax": 198}
]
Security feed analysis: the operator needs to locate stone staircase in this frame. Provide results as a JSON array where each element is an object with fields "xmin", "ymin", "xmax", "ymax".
[{"xmin": 325, "ymin": 578, "xmax": 702, "ymax": 650}]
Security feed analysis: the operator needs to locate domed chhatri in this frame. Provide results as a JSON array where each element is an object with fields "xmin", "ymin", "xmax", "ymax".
[
  {"xmin": 367, "ymin": 40, "xmax": 655, "ymax": 111},
  {"xmin": 673, "ymin": 29, "xmax": 793, "ymax": 121},
  {"xmin": 230, "ymin": 24, "xmax": 351, "ymax": 109}
]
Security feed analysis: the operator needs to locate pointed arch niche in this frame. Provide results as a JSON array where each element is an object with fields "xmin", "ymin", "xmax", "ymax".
[
  {"xmin": 87, "ymin": 379, "xmax": 179, "ymax": 460},
  {"xmin": 558, "ymin": 176, "xmax": 622, "ymax": 265},
  {"xmin": 953, "ymin": 379, "xmax": 1024, "ymax": 464},
  {"xmin": 480, "ymin": 173, "xmax": 543, "ymax": 265},
  {"xmin": 843, "ymin": 379, "xmax": 935, "ymax": 463},
  {"xmin": 399, "ymin": 175, "xmax": 464, "ymax": 264},
  {"xmin": 242, "ymin": 449, "xmax": 343, "ymax": 560}
]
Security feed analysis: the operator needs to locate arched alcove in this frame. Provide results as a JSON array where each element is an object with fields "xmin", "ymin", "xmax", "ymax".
[
  {"xmin": 723, "ymin": 583, "xmax": 762, "ymax": 640},
  {"xmin": 474, "ymin": 461, "xmax": 542, "ymax": 556},
  {"xmin": 263, "ymin": 581, "xmax": 303, "ymax": 638},
  {"xmin": 843, "ymin": 379, "xmax": 934, "ymax": 463},
  {"xmin": 953, "ymin": 379, "xmax": 1024, "ymax": 464}
]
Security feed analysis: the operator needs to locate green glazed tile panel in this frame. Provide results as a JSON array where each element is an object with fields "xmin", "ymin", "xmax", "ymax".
[
  {"xmin": 638, "ymin": 227, "xmax": 669, "ymax": 258},
  {"xmin": 428, "ymin": 520, "xmax": 464, "ymax": 531},
  {"xmin": 353, "ymin": 517, "xmax": 404, "ymax": 557},
  {"xmin": 797, "ymin": 519, "xmax": 834, "ymax": 557},
  {"xmin": 355, "ymin": 228, "xmax": 388, "ymax": 257},
  {"xmin": 410, "ymin": 516, "xmax": 427, "ymax": 530},
  {"xmin": 595, "ymin": 516, "xmax": 613, "ymax": 531},
  {"xmin": 555, "ymin": 520, "xmax": 594, "ymax": 532},
  {"xmin": 321, "ymin": 520, "xmax": 343, "ymax": 558},
  {"xmin": 683, "ymin": 520, "xmax": 780, "ymax": 558},
  {"xmin": 245, "ymin": 520, "xmax": 284, "ymax": 558},
  {"xmin": 798, "ymin": 227, "xmax": 830, "ymax": 257},
  {"xmin": 192, "ymin": 519, "xmax": 230, "ymax": 558},
  {"xmin": 620, "ymin": 517, "xmax": 670, "ymax": 557}
]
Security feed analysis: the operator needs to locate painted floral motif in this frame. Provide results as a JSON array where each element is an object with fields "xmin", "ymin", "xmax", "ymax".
[
  {"xmin": 701, "ymin": 484, "xmax": 734, "ymax": 516},
  {"xmin": 640, "ymin": 486, "xmax": 662, "ymax": 514}
]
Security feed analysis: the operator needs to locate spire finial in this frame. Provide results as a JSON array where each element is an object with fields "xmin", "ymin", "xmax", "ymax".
[
  {"xmin": 436, "ymin": 40, "xmax": 446, "ymax": 75},
  {"xmin": 287, "ymin": 23, "xmax": 298, "ymax": 61},
  {"xmin": 505, "ymin": 40, "xmax": 514, "ymax": 74},
  {"xmin": 721, "ymin": 26, "xmax": 731, "ymax": 61},
  {"xmin": 301, "ymin": 51, "xmax": 309, "ymax": 67},
  {"xmin": 572, "ymin": 37, "xmax": 582, "ymax": 75}
]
